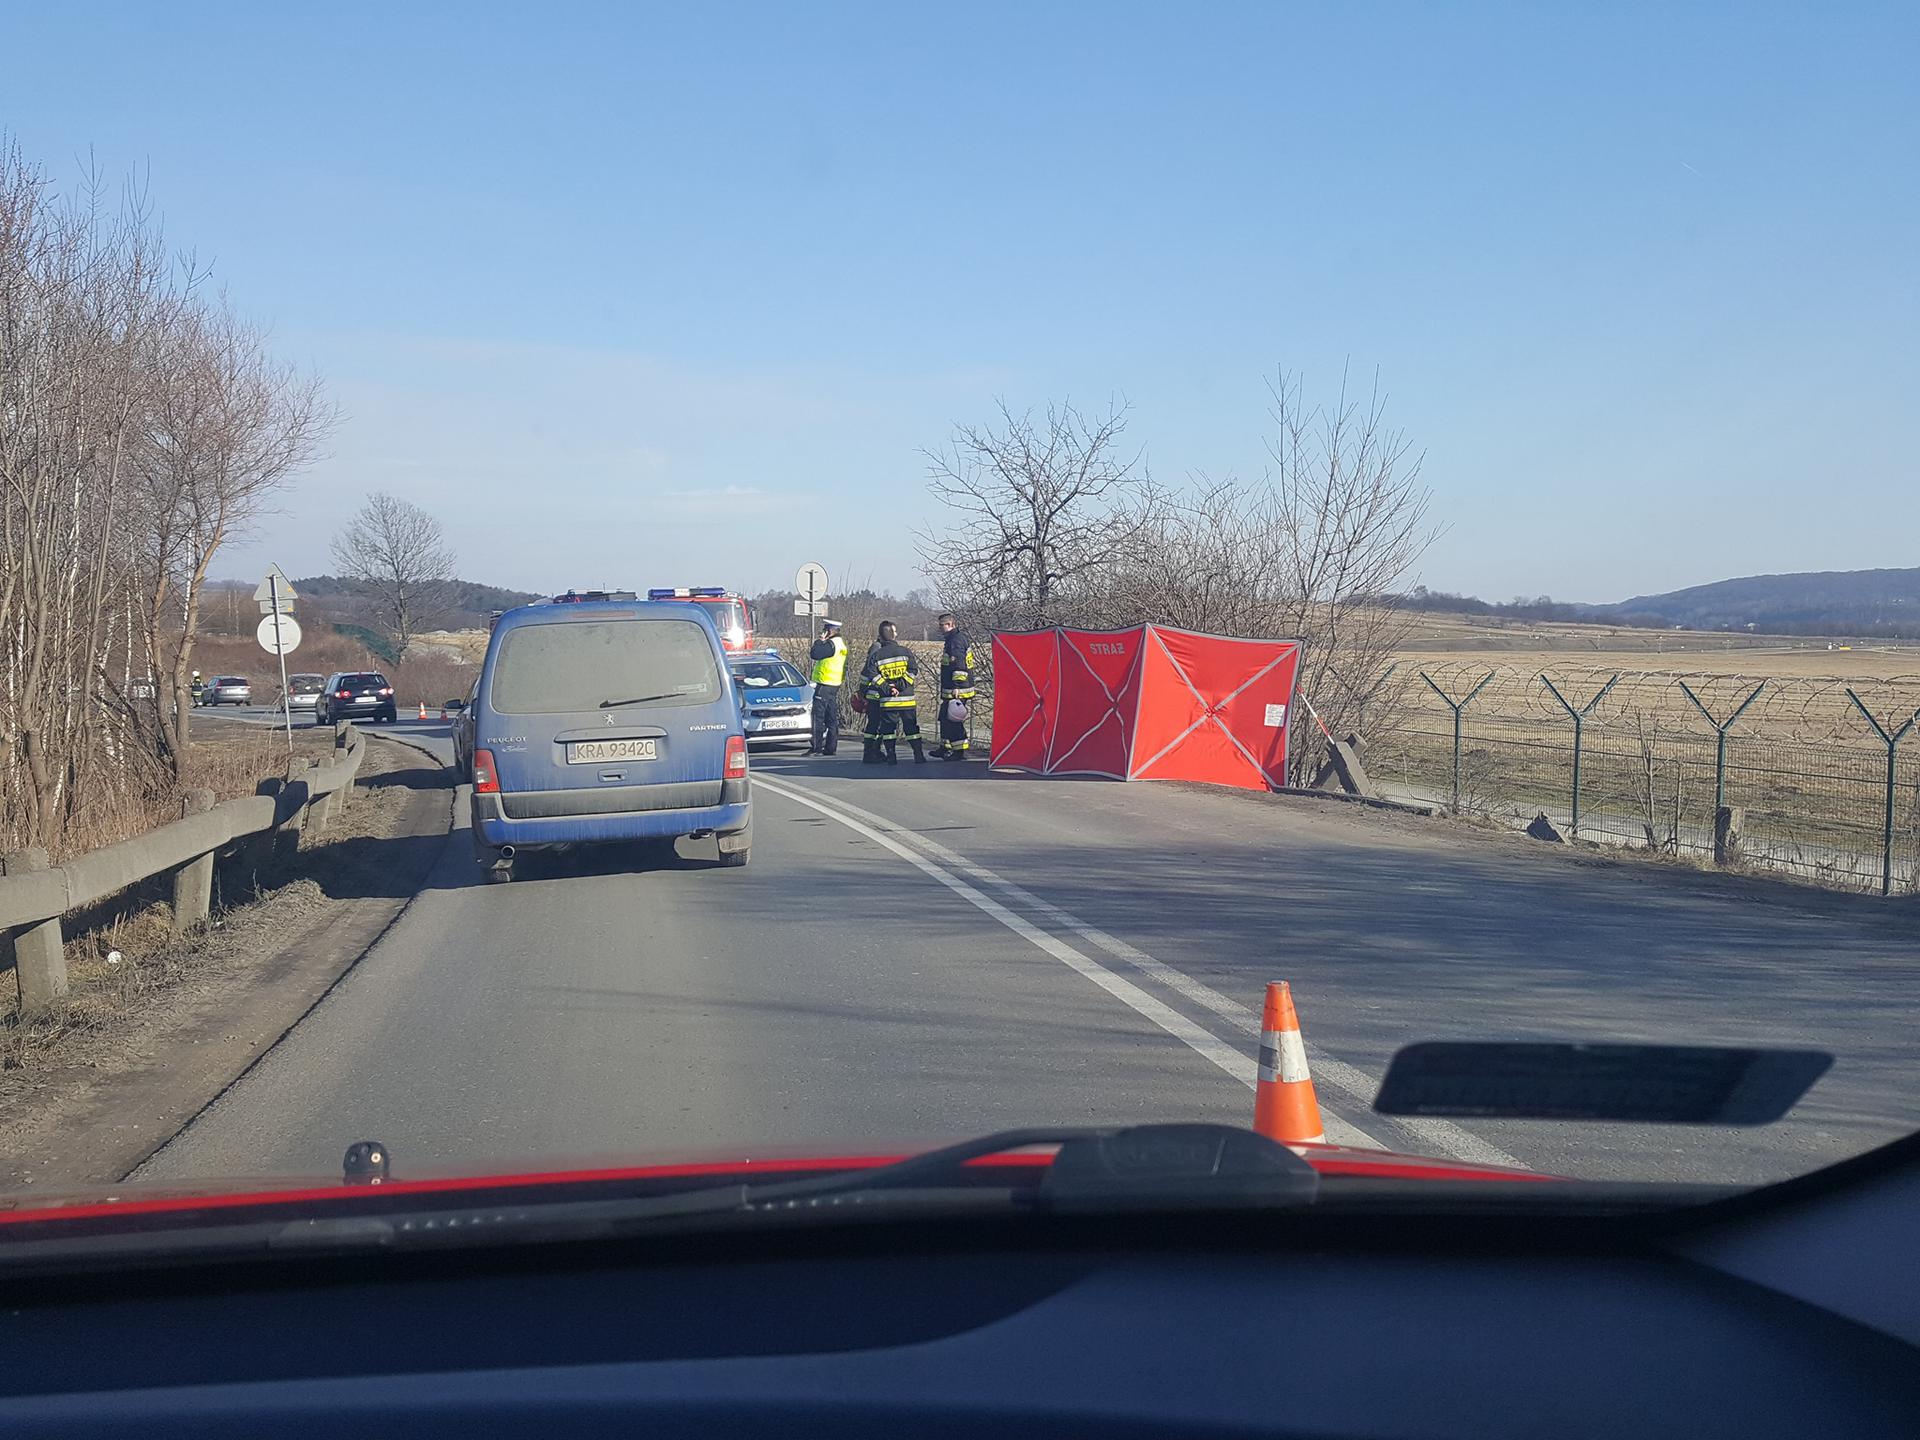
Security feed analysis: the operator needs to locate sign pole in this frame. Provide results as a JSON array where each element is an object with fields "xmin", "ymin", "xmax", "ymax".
[{"xmin": 270, "ymin": 574, "xmax": 293, "ymax": 758}]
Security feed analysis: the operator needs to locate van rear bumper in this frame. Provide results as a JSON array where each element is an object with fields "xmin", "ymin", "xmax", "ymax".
[{"xmin": 472, "ymin": 794, "xmax": 750, "ymax": 850}]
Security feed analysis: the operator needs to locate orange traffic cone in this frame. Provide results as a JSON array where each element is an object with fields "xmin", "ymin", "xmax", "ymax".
[
  {"xmin": 1253, "ymin": 982, "xmax": 1326, "ymax": 1144},
  {"xmin": 417, "ymin": 701, "xmax": 428, "ymax": 720},
  {"xmin": 439, "ymin": 705, "xmax": 450, "ymax": 721}
]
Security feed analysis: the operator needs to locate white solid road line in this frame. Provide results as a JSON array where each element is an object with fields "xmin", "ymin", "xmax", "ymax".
[
  {"xmin": 759, "ymin": 773, "xmax": 1527, "ymax": 1170},
  {"xmin": 755, "ymin": 773, "xmax": 1388, "ymax": 1151}
]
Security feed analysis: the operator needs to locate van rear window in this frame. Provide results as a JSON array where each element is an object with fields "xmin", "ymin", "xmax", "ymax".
[{"xmin": 490, "ymin": 619, "xmax": 722, "ymax": 714}]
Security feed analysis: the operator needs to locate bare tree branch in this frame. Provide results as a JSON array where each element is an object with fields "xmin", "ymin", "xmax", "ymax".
[{"xmin": 330, "ymin": 492, "xmax": 457, "ymax": 657}]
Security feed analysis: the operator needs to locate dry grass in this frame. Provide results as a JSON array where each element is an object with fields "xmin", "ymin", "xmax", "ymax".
[
  {"xmin": 0, "ymin": 736, "xmax": 430, "ymax": 1071},
  {"xmin": 1399, "ymin": 644, "xmax": 1920, "ymax": 683},
  {"xmin": 1390, "ymin": 607, "xmax": 1920, "ymax": 658},
  {"xmin": 48, "ymin": 725, "xmax": 337, "ymax": 864}
]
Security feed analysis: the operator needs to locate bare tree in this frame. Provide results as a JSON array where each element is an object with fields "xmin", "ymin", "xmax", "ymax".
[
  {"xmin": 0, "ymin": 136, "xmax": 331, "ymax": 847},
  {"xmin": 135, "ymin": 300, "xmax": 334, "ymax": 767},
  {"xmin": 331, "ymin": 492, "xmax": 456, "ymax": 656},
  {"xmin": 917, "ymin": 400, "xmax": 1152, "ymax": 631},
  {"xmin": 1095, "ymin": 368, "xmax": 1440, "ymax": 775}
]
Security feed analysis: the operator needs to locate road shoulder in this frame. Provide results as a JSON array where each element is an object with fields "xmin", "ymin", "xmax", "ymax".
[{"xmin": 0, "ymin": 737, "xmax": 453, "ymax": 1194}]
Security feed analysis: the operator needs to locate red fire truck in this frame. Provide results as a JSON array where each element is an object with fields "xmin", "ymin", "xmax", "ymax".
[{"xmin": 646, "ymin": 587, "xmax": 757, "ymax": 653}]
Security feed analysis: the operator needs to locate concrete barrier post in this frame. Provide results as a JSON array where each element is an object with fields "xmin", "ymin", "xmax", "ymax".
[
  {"xmin": 171, "ymin": 789, "xmax": 218, "ymax": 932},
  {"xmin": 299, "ymin": 758, "xmax": 327, "ymax": 841},
  {"xmin": 1713, "ymin": 805, "xmax": 1744, "ymax": 867},
  {"xmin": 3, "ymin": 848, "xmax": 68, "ymax": 1014},
  {"xmin": 334, "ymin": 721, "xmax": 353, "ymax": 809},
  {"xmin": 256, "ymin": 774, "xmax": 299, "ymax": 868}
]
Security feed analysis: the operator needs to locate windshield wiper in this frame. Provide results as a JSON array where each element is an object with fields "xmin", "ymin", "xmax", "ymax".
[
  {"xmin": 0, "ymin": 1127, "xmax": 1319, "ymax": 1273},
  {"xmin": 600, "ymin": 692, "xmax": 679, "ymax": 708},
  {"xmin": 261, "ymin": 1125, "xmax": 1319, "ymax": 1255}
]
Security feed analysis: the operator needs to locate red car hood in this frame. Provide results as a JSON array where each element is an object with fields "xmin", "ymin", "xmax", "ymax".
[{"xmin": 0, "ymin": 1140, "xmax": 1553, "ymax": 1233}]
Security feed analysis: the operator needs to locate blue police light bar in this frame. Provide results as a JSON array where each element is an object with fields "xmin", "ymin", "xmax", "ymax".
[
  {"xmin": 647, "ymin": 587, "xmax": 687, "ymax": 599},
  {"xmin": 691, "ymin": 586, "xmax": 728, "ymax": 597}
]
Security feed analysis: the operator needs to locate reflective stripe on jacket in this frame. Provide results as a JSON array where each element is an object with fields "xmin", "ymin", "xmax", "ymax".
[
  {"xmin": 940, "ymin": 631, "xmax": 977, "ymax": 698},
  {"xmin": 861, "ymin": 642, "xmax": 919, "ymax": 709}
]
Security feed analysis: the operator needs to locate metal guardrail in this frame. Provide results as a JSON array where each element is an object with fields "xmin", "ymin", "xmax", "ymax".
[{"xmin": 1, "ymin": 723, "xmax": 367, "ymax": 1016}]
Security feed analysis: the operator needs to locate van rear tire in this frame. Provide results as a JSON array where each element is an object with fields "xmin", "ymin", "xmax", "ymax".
[{"xmin": 719, "ymin": 846, "xmax": 749, "ymax": 868}]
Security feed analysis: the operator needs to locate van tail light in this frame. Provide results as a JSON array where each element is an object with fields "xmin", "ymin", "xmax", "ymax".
[
  {"xmin": 472, "ymin": 749, "xmax": 501, "ymax": 794},
  {"xmin": 725, "ymin": 735, "xmax": 748, "ymax": 778}
]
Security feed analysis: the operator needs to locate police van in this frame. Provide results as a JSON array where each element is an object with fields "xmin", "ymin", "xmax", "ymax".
[{"xmin": 468, "ymin": 599, "xmax": 751, "ymax": 880}]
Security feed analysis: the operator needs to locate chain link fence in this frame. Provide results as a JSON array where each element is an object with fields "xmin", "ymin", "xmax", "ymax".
[{"xmin": 1365, "ymin": 665, "xmax": 1920, "ymax": 893}]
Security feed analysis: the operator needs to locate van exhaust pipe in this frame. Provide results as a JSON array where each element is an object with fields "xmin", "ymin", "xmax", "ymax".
[{"xmin": 497, "ymin": 845, "xmax": 515, "ymax": 861}]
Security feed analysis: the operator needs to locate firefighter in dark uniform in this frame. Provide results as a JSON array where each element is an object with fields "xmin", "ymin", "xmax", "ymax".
[
  {"xmin": 860, "ymin": 620, "xmax": 925, "ymax": 766},
  {"xmin": 932, "ymin": 612, "xmax": 977, "ymax": 760},
  {"xmin": 806, "ymin": 618, "xmax": 847, "ymax": 755}
]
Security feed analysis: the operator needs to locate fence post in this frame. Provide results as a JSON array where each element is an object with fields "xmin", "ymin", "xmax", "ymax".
[
  {"xmin": 1846, "ymin": 690, "xmax": 1917, "ymax": 897},
  {"xmin": 1419, "ymin": 670, "xmax": 1494, "ymax": 813},
  {"xmin": 2, "ymin": 848, "xmax": 67, "ymax": 1015},
  {"xmin": 171, "ymin": 788, "xmax": 218, "ymax": 933},
  {"xmin": 1679, "ymin": 680, "xmax": 1765, "ymax": 823},
  {"xmin": 1540, "ymin": 673, "xmax": 1620, "ymax": 839}
]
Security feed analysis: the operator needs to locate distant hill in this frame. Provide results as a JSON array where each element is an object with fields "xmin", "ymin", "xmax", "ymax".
[
  {"xmin": 293, "ymin": 575, "xmax": 542, "ymax": 629},
  {"xmin": 1592, "ymin": 568, "xmax": 1920, "ymax": 635}
]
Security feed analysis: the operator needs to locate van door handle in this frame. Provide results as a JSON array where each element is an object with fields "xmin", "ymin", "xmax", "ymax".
[{"xmin": 600, "ymin": 770, "xmax": 625, "ymax": 782}]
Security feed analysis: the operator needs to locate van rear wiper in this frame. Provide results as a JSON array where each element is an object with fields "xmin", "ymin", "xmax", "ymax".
[{"xmin": 600, "ymin": 693, "xmax": 678, "ymax": 708}]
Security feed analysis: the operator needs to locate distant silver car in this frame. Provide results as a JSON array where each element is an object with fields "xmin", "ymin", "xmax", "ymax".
[
  {"xmin": 283, "ymin": 673, "xmax": 325, "ymax": 714},
  {"xmin": 202, "ymin": 676, "xmax": 252, "ymax": 706}
]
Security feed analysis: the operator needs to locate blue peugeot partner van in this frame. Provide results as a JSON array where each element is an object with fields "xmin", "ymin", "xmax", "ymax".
[{"xmin": 468, "ymin": 599, "xmax": 751, "ymax": 880}]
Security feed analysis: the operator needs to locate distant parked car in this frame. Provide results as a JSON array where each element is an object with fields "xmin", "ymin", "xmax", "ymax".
[
  {"xmin": 315, "ymin": 671, "xmax": 397, "ymax": 726},
  {"xmin": 727, "ymin": 650, "xmax": 815, "ymax": 747},
  {"xmin": 282, "ymin": 673, "xmax": 325, "ymax": 715},
  {"xmin": 450, "ymin": 679, "xmax": 479, "ymax": 780},
  {"xmin": 202, "ymin": 676, "xmax": 252, "ymax": 706}
]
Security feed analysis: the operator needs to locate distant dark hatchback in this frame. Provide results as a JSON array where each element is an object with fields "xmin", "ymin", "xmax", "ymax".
[
  {"xmin": 468, "ymin": 601, "xmax": 750, "ymax": 881},
  {"xmin": 315, "ymin": 672, "xmax": 397, "ymax": 726}
]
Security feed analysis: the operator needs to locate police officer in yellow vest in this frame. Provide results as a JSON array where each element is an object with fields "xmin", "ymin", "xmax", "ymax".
[
  {"xmin": 806, "ymin": 618, "xmax": 847, "ymax": 756},
  {"xmin": 860, "ymin": 620, "xmax": 925, "ymax": 766},
  {"xmin": 932, "ymin": 612, "xmax": 976, "ymax": 760}
]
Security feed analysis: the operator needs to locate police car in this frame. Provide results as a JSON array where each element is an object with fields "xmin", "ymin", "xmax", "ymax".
[{"xmin": 728, "ymin": 649, "xmax": 815, "ymax": 746}]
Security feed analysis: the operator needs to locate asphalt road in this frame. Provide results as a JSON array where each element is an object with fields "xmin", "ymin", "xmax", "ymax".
[{"xmin": 142, "ymin": 720, "xmax": 1920, "ymax": 1188}]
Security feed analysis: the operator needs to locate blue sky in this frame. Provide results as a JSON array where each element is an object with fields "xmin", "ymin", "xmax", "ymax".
[{"xmin": 5, "ymin": 2, "xmax": 1915, "ymax": 603}]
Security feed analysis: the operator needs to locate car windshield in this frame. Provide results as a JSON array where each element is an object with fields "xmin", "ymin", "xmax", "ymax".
[
  {"xmin": 490, "ymin": 618, "xmax": 721, "ymax": 713},
  {"xmin": 732, "ymin": 660, "xmax": 802, "ymax": 688},
  {"xmin": 4, "ymin": 10, "xmax": 1917, "ymax": 1255}
]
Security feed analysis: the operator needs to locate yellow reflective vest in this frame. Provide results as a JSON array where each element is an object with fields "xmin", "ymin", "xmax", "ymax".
[{"xmin": 810, "ymin": 636, "xmax": 847, "ymax": 687}]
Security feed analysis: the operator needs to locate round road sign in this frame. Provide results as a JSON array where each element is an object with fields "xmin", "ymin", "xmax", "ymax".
[
  {"xmin": 794, "ymin": 561, "xmax": 829, "ymax": 600},
  {"xmin": 256, "ymin": 614, "xmax": 303, "ymax": 655}
]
